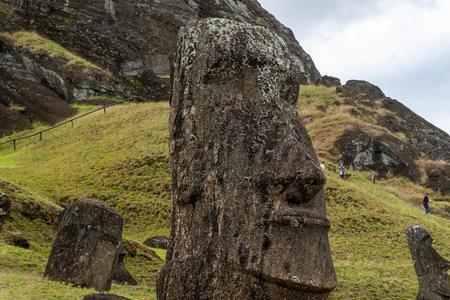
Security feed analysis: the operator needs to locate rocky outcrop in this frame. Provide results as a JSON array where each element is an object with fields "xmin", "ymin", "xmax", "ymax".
[
  {"xmin": 0, "ymin": 180, "xmax": 60, "ymax": 224},
  {"xmin": 158, "ymin": 18, "xmax": 336, "ymax": 299},
  {"xmin": 331, "ymin": 80, "xmax": 450, "ymax": 193},
  {"xmin": 337, "ymin": 80, "xmax": 385, "ymax": 100},
  {"xmin": 406, "ymin": 226, "xmax": 450, "ymax": 300},
  {"xmin": 45, "ymin": 199, "xmax": 123, "ymax": 291},
  {"xmin": 336, "ymin": 128, "xmax": 421, "ymax": 181},
  {"xmin": 422, "ymin": 161, "xmax": 450, "ymax": 196},
  {"xmin": 380, "ymin": 98, "xmax": 450, "ymax": 162},
  {"xmin": 321, "ymin": 75, "xmax": 341, "ymax": 87},
  {"xmin": 2, "ymin": 0, "xmax": 321, "ymax": 90},
  {"xmin": 143, "ymin": 236, "xmax": 169, "ymax": 250}
]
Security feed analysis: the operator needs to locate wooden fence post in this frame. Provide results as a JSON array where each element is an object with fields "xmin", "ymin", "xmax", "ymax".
[
  {"xmin": 103, "ymin": 107, "xmax": 106, "ymax": 114},
  {"xmin": 71, "ymin": 120, "xmax": 74, "ymax": 127},
  {"xmin": 13, "ymin": 139, "xmax": 16, "ymax": 151},
  {"xmin": 39, "ymin": 132, "xmax": 42, "ymax": 141}
]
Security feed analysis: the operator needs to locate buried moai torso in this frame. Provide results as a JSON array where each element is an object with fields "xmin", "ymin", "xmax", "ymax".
[
  {"xmin": 407, "ymin": 226, "xmax": 450, "ymax": 300},
  {"xmin": 157, "ymin": 18, "xmax": 337, "ymax": 299}
]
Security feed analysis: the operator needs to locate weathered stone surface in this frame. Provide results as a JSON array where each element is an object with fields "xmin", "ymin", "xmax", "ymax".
[
  {"xmin": 3, "ymin": 0, "xmax": 321, "ymax": 93},
  {"xmin": 143, "ymin": 236, "xmax": 169, "ymax": 250},
  {"xmin": 157, "ymin": 18, "xmax": 336, "ymax": 300},
  {"xmin": 337, "ymin": 80, "xmax": 385, "ymax": 100},
  {"xmin": 406, "ymin": 226, "xmax": 450, "ymax": 300},
  {"xmin": 321, "ymin": 75, "xmax": 341, "ymax": 87},
  {"xmin": 45, "ymin": 199, "xmax": 123, "ymax": 291},
  {"xmin": 380, "ymin": 97, "xmax": 450, "ymax": 162},
  {"xmin": 83, "ymin": 294, "xmax": 131, "ymax": 300},
  {"xmin": 112, "ymin": 243, "xmax": 137, "ymax": 286},
  {"xmin": 335, "ymin": 128, "xmax": 421, "ymax": 181},
  {"xmin": 423, "ymin": 162, "xmax": 450, "ymax": 196},
  {"xmin": 329, "ymin": 80, "xmax": 450, "ymax": 192}
]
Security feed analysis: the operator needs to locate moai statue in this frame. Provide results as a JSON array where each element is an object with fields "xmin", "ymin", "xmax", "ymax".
[
  {"xmin": 45, "ymin": 199, "xmax": 123, "ymax": 291},
  {"xmin": 406, "ymin": 226, "xmax": 450, "ymax": 300},
  {"xmin": 157, "ymin": 18, "xmax": 337, "ymax": 300}
]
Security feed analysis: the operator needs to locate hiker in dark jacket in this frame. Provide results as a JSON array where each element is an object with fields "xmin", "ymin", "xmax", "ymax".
[{"xmin": 423, "ymin": 193, "xmax": 431, "ymax": 214}]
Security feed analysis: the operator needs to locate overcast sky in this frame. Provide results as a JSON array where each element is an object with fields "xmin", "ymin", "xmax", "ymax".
[{"xmin": 259, "ymin": 0, "xmax": 450, "ymax": 134}]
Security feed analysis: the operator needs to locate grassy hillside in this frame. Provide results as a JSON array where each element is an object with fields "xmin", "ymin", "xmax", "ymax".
[
  {"xmin": 1, "ymin": 93, "xmax": 450, "ymax": 299},
  {"xmin": 0, "ymin": 31, "xmax": 104, "ymax": 71}
]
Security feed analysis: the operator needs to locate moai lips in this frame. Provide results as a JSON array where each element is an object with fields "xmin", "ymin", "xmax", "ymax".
[{"xmin": 157, "ymin": 18, "xmax": 337, "ymax": 300}]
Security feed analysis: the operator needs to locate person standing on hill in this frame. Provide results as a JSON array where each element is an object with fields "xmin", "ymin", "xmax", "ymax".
[
  {"xmin": 423, "ymin": 193, "xmax": 431, "ymax": 214},
  {"xmin": 339, "ymin": 161, "xmax": 345, "ymax": 179}
]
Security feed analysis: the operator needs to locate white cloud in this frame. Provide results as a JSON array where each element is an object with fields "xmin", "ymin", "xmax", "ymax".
[
  {"xmin": 259, "ymin": 0, "xmax": 450, "ymax": 133},
  {"xmin": 304, "ymin": 0, "xmax": 450, "ymax": 79}
]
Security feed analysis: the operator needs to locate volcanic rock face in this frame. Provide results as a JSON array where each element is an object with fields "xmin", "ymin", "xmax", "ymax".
[
  {"xmin": 157, "ymin": 18, "xmax": 336, "ymax": 300},
  {"xmin": 336, "ymin": 128, "xmax": 421, "ymax": 181},
  {"xmin": 338, "ymin": 80, "xmax": 385, "ymax": 100},
  {"xmin": 2, "ymin": 0, "xmax": 321, "ymax": 87},
  {"xmin": 331, "ymin": 80, "xmax": 450, "ymax": 193},
  {"xmin": 406, "ymin": 226, "xmax": 450, "ymax": 300},
  {"xmin": 45, "ymin": 199, "xmax": 123, "ymax": 291}
]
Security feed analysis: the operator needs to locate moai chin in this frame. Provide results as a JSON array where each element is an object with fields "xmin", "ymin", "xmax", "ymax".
[
  {"xmin": 157, "ymin": 18, "xmax": 337, "ymax": 300},
  {"xmin": 406, "ymin": 226, "xmax": 450, "ymax": 300}
]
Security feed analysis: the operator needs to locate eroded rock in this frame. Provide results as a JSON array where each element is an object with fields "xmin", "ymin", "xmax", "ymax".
[
  {"xmin": 321, "ymin": 75, "xmax": 341, "ymax": 87},
  {"xmin": 337, "ymin": 80, "xmax": 385, "ymax": 100},
  {"xmin": 157, "ymin": 18, "xmax": 336, "ymax": 300},
  {"xmin": 143, "ymin": 236, "xmax": 169, "ymax": 250},
  {"xmin": 406, "ymin": 226, "xmax": 450, "ymax": 300},
  {"xmin": 44, "ymin": 199, "xmax": 123, "ymax": 291}
]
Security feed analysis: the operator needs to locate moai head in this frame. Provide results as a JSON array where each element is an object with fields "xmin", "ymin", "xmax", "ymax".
[
  {"xmin": 45, "ymin": 199, "xmax": 123, "ymax": 291},
  {"xmin": 406, "ymin": 226, "xmax": 450, "ymax": 300},
  {"xmin": 158, "ymin": 18, "xmax": 337, "ymax": 299}
]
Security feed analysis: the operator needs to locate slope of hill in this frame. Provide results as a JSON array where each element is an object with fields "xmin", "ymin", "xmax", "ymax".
[
  {"xmin": 299, "ymin": 84, "xmax": 450, "ymax": 195},
  {"xmin": 1, "ymin": 96, "xmax": 450, "ymax": 299}
]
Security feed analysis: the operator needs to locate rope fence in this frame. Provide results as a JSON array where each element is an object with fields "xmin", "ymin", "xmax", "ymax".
[{"xmin": 0, "ymin": 99, "xmax": 129, "ymax": 151}]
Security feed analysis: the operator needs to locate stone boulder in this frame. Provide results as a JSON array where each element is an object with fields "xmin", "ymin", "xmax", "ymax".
[
  {"xmin": 337, "ymin": 80, "xmax": 385, "ymax": 100},
  {"xmin": 157, "ymin": 18, "xmax": 337, "ymax": 300},
  {"xmin": 406, "ymin": 226, "xmax": 450, "ymax": 300},
  {"xmin": 321, "ymin": 75, "xmax": 341, "ymax": 87},
  {"xmin": 44, "ymin": 199, "xmax": 123, "ymax": 291},
  {"xmin": 143, "ymin": 236, "xmax": 169, "ymax": 250}
]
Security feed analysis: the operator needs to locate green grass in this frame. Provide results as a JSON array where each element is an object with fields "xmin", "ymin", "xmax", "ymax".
[
  {"xmin": 0, "ymin": 31, "xmax": 104, "ymax": 71},
  {"xmin": 1, "ymin": 101, "xmax": 450, "ymax": 299}
]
